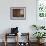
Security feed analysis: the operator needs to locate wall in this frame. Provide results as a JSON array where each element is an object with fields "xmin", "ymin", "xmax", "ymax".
[{"xmin": 0, "ymin": 0, "xmax": 36, "ymax": 42}]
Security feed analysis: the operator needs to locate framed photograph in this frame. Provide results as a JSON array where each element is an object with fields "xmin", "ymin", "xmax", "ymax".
[{"xmin": 10, "ymin": 7, "xmax": 26, "ymax": 20}]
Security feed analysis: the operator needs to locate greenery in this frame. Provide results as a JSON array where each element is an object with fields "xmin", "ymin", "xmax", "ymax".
[
  {"xmin": 32, "ymin": 25, "xmax": 38, "ymax": 30},
  {"xmin": 33, "ymin": 32, "xmax": 46, "ymax": 40},
  {"xmin": 32, "ymin": 25, "xmax": 45, "ymax": 30},
  {"xmin": 40, "ymin": 26, "xmax": 45, "ymax": 29},
  {"xmin": 39, "ymin": 3, "xmax": 46, "ymax": 17}
]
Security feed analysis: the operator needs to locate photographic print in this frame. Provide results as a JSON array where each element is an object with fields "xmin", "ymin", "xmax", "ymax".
[{"xmin": 10, "ymin": 7, "xmax": 26, "ymax": 20}]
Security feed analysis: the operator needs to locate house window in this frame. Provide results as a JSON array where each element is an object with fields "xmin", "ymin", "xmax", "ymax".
[{"xmin": 37, "ymin": 0, "xmax": 46, "ymax": 18}]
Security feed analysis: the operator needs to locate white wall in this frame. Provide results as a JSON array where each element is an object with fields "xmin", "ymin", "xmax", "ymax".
[{"xmin": 0, "ymin": 0, "xmax": 36, "ymax": 42}]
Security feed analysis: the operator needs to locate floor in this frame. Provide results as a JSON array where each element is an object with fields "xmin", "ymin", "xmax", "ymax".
[{"xmin": 0, "ymin": 42, "xmax": 46, "ymax": 46}]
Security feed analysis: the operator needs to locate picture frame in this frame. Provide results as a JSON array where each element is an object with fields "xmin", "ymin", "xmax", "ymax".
[{"xmin": 10, "ymin": 7, "xmax": 26, "ymax": 20}]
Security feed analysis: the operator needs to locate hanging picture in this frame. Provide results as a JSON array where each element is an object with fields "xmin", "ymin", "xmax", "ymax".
[{"xmin": 10, "ymin": 7, "xmax": 26, "ymax": 20}]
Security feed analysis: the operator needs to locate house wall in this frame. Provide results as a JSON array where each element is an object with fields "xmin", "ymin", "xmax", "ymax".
[{"xmin": 0, "ymin": 0, "xmax": 37, "ymax": 42}]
